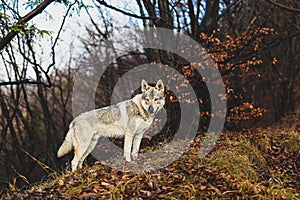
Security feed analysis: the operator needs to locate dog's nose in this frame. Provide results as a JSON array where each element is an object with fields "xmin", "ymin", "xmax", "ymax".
[{"xmin": 148, "ymin": 106, "xmax": 154, "ymax": 114}]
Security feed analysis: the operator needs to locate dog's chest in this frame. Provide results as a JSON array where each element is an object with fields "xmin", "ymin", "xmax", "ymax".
[{"xmin": 134, "ymin": 118, "xmax": 153, "ymax": 133}]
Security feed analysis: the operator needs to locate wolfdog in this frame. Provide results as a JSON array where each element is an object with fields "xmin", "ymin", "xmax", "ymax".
[{"xmin": 57, "ymin": 79, "xmax": 165, "ymax": 171}]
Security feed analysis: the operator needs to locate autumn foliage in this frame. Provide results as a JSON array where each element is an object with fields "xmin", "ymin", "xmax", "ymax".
[{"xmin": 198, "ymin": 27, "xmax": 277, "ymax": 128}]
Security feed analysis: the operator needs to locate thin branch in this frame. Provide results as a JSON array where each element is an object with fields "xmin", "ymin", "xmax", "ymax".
[
  {"xmin": 48, "ymin": 1, "xmax": 77, "ymax": 74},
  {"xmin": 0, "ymin": 0, "xmax": 55, "ymax": 51},
  {"xmin": 0, "ymin": 79, "xmax": 52, "ymax": 87},
  {"xmin": 266, "ymin": 0, "xmax": 300, "ymax": 13},
  {"xmin": 95, "ymin": 0, "xmax": 156, "ymax": 20},
  {"xmin": 0, "ymin": 0, "xmax": 21, "ymax": 19}
]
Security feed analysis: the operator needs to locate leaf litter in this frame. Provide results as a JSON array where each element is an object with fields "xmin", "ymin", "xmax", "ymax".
[{"xmin": 1, "ymin": 112, "xmax": 300, "ymax": 199}]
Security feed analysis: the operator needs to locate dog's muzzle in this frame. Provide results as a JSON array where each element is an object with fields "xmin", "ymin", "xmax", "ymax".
[{"xmin": 148, "ymin": 106, "xmax": 155, "ymax": 114}]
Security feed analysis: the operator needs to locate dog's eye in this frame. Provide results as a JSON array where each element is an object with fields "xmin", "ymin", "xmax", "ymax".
[
  {"xmin": 154, "ymin": 98, "xmax": 159, "ymax": 101},
  {"xmin": 145, "ymin": 98, "xmax": 149, "ymax": 102}
]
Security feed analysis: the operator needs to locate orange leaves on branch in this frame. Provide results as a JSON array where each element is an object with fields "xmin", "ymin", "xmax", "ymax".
[
  {"xmin": 182, "ymin": 65, "xmax": 195, "ymax": 78},
  {"xmin": 227, "ymin": 102, "xmax": 266, "ymax": 122},
  {"xmin": 272, "ymin": 57, "xmax": 278, "ymax": 65},
  {"xmin": 201, "ymin": 27, "xmax": 275, "ymax": 67},
  {"xmin": 199, "ymin": 28, "xmax": 275, "ymax": 125}
]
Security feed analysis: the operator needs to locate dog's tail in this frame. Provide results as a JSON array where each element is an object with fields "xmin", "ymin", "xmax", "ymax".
[{"xmin": 57, "ymin": 122, "xmax": 75, "ymax": 158}]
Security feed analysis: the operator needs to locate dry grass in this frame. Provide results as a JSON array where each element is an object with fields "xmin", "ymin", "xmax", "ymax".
[
  {"xmin": 1, "ymin": 129, "xmax": 299, "ymax": 199},
  {"xmin": 280, "ymin": 131, "xmax": 300, "ymax": 156}
]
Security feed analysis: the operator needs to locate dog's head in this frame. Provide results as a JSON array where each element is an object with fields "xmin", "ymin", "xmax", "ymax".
[{"xmin": 141, "ymin": 79, "xmax": 165, "ymax": 116}]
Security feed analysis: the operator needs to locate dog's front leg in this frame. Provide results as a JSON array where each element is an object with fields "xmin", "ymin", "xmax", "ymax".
[
  {"xmin": 131, "ymin": 133, "xmax": 143, "ymax": 160},
  {"xmin": 124, "ymin": 133, "xmax": 134, "ymax": 162}
]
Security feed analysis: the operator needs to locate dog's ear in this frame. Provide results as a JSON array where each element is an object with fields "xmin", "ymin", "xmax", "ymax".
[
  {"xmin": 155, "ymin": 79, "xmax": 164, "ymax": 93},
  {"xmin": 141, "ymin": 79, "xmax": 150, "ymax": 93}
]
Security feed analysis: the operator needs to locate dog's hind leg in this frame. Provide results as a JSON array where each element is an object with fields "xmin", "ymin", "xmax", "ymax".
[
  {"xmin": 71, "ymin": 134, "xmax": 94, "ymax": 171},
  {"xmin": 71, "ymin": 146, "xmax": 84, "ymax": 171},
  {"xmin": 78, "ymin": 134, "xmax": 99, "ymax": 169},
  {"xmin": 71, "ymin": 144, "xmax": 89, "ymax": 171}
]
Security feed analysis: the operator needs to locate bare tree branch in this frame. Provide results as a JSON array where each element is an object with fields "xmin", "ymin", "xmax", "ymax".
[
  {"xmin": 94, "ymin": 0, "xmax": 157, "ymax": 20},
  {"xmin": 0, "ymin": 79, "xmax": 52, "ymax": 87},
  {"xmin": 48, "ymin": 1, "xmax": 77, "ymax": 75},
  {"xmin": 266, "ymin": 0, "xmax": 300, "ymax": 13},
  {"xmin": 0, "ymin": 0, "xmax": 55, "ymax": 51}
]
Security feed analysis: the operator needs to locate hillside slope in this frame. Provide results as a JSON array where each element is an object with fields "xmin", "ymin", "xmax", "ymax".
[{"xmin": 2, "ymin": 89, "xmax": 300, "ymax": 199}]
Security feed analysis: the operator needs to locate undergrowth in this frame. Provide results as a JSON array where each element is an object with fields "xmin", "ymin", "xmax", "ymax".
[{"xmin": 1, "ymin": 129, "xmax": 299, "ymax": 199}]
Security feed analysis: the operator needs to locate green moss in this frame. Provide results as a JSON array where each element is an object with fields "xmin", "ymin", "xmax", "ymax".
[{"xmin": 203, "ymin": 147, "xmax": 257, "ymax": 182}]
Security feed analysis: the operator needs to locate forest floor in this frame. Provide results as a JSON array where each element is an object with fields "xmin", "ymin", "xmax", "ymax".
[{"xmin": 1, "ymin": 101, "xmax": 300, "ymax": 199}]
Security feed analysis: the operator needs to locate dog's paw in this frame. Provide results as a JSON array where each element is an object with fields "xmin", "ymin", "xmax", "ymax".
[
  {"xmin": 131, "ymin": 154, "xmax": 138, "ymax": 161},
  {"xmin": 125, "ymin": 155, "xmax": 132, "ymax": 162}
]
